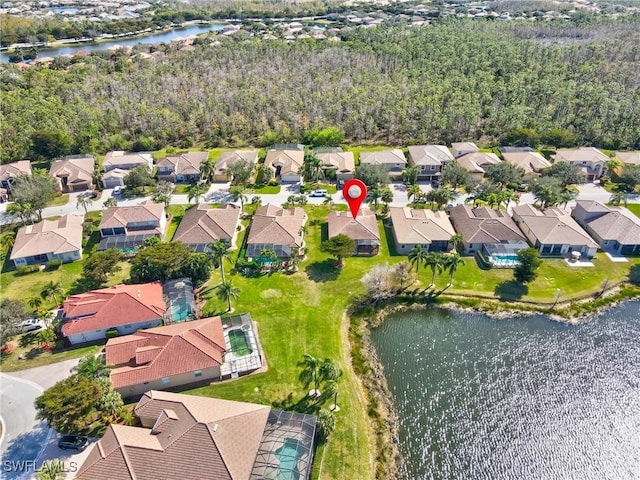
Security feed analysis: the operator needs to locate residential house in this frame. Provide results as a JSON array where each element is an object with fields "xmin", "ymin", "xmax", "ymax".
[
  {"xmin": 105, "ymin": 317, "xmax": 227, "ymax": 397},
  {"xmin": 512, "ymin": 204, "xmax": 598, "ymax": 258},
  {"xmin": 314, "ymin": 148, "xmax": 355, "ymax": 186},
  {"xmin": 76, "ymin": 390, "xmax": 317, "ymax": 480},
  {"xmin": 552, "ymin": 147, "xmax": 609, "ymax": 181},
  {"xmin": 407, "ymin": 145, "xmax": 454, "ymax": 181},
  {"xmin": 172, "ymin": 204, "xmax": 241, "ymax": 252},
  {"xmin": 501, "ymin": 151, "xmax": 551, "ymax": 182},
  {"xmin": 614, "ymin": 151, "xmax": 640, "ymax": 167},
  {"xmin": 451, "ymin": 142, "xmax": 479, "ymax": 158},
  {"xmin": 157, "ymin": 152, "xmax": 208, "ymax": 183},
  {"xmin": 571, "ymin": 200, "xmax": 640, "ymax": 255},
  {"xmin": 103, "ymin": 151, "xmax": 153, "ymax": 172},
  {"xmin": 49, "ymin": 155, "xmax": 95, "ymax": 192},
  {"xmin": 264, "ymin": 149, "xmax": 304, "ymax": 183},
  {"xmin": 101, "ymin": 168, "xmax": 129, "ymax": 189},
  {"xmin": 246, "ymin": 204, "xmax": 306, "ymax": 260},
  {"xmin": 98, "ymin": 201, "xmax": 166, "ymax": 250},
  {"xmin": 389, "ymin": 207, "xmax": 456, "ymax": 253},
  {"xmin": 455, "ymin": 152, "xmax": 502, "ymax": 181},
  {"xmin": 359, "ymin": 149, "xmax": 406, "ymax": 179},
  {"xmin": 213, "ymin": 150, "xmax": 258, "ymax": 182},
  {"xmin": 327, "ymin": 208, "xmax": 380, "ymax": 256},
  {"xmin": 60, "ymin": 282, "xmax": 167, "ymax": 345},
  {"xmin": 449, "ymin": 205, "xmax": 528, "ymax": 255},
  {"xmin": 9, "ymin": 214, "xmax": 84, "ymax": 267},
  {"xmin": 0, "ymin": 160, "xmax": 31, "ymax": 193}
]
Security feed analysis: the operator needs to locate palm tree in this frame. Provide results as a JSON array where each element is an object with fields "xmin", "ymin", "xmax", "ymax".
[
  {"xmin": 199, "ymin": 158, "xmax": 216, "ymax": 184},
  {"xmin": 1, "ymin": 233, "xmax": 15, "ymax": 251},
  {"xmin": 230, "ymin": 185, "xmax": 248, "ymax": 209},
  {"xmin": 298, "ymin": 353, "xmax": 323, "ymax": 397},
  {"xmin": 450, "ymin": 234, "xmax": 463, "ymax": 252},
  {"xmin": 28, "ymin": 296, "xmax": 42, "ymax": 312},
  {"xmin": 187, "ymin": 184, "xmax": 206, "ymax": 204},
  {"xmin": 368, "ymin": 187, "xmax": 382, "ymax": 212},
  {"xmin": 76, "ymin": 195, "xmax": 93, "ymax": 214},
  {"xmin": 7, "ymin": 202, "xmax": 35, "ymax": 224},
  {"xmin": 425, "ymin": 252, "xmax": 443, "ymax": 287},
  {"xmin": 41, "ymin": 281, "xmax": 64, "ymax": 306},
  {"xmin": 320, "ymin": 359, "xmax": 342, "ymax": 409},
  {"xmin": 103, "ymin": 197, "xmax": 118, "ymax": 208},
  {"xmin": 72, "ymin": 354, "xmax": 109, "ymax": 378},
  {"xmin": 217, "ymin": 280, "xmax": 239, "ymax": 312},
  {"xmin": 408, "ymin": 245, "xmax": 429, "ymax": 274},
  {"xmin": 609, "ymin": 191, "xmax": 626, "ymax": 206},
  {"xmin": 444, "ymin": 252, "xmax": 465, "ymax": 286},
  {"xmin": 407, "ymin": 184, "xmax": 422, "ymax": 202},
  {"xmin": 208, "ymin": 240, "xmax": 231, "ymax": 283}
]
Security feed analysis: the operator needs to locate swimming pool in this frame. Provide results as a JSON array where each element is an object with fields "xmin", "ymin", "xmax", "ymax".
[
  {"xmin": 171, "ymin": 301, "xmax": 191, "ymax": 321},
  {"xmin": 228, "ymin": 329, "xmax": 252, "ymax": 356},
  {"xmin": 274, "ymin": 438, "xmax": 305, "ymax": 480},
  {"xmin": 489, "ymin": 254, "xmax": 520, "ymax": 268}
]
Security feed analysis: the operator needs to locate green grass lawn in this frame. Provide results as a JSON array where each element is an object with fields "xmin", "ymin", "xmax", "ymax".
[
  {"xmin": 48, "ymin": 194, "xmax": 69, "ymax": 207},
  {"xmin": 247, "ymin": 184, "xmax": 281, "ymax": 194},
  {"xmin": 165, "ymin": 204, "xmax": 188, "ymax": 241},
  {"xmin": 0, "ymin": 340, "xmax": 100, "ymax": 373},
  {"xmin": 626, "ymin": 203, "xmax": 640, "ymax": 218}
]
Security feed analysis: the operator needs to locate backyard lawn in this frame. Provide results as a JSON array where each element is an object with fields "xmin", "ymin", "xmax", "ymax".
[{"xmin": 626, "ymin": 203, "xmax": 640, "ymax": 218}]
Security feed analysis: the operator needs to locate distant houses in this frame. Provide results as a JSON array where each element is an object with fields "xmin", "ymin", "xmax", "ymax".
[
  {"xmin": 157, "ymin": 152, "xmax": 208, "ymax": 183},
  {"xmin": 214, "ymin": 150, "xmax": 258, "ymax": 182},
  {"xmin": 314, "ymin": 148, "xmax": 355, "ymax": 187},
  {"xmin": 264, "ymin": 148, "xmax": 304, "ymax": 183},
  {"xmin": 455, "ymin": 152, "xmax": 501, "ymax": 181},
  {"xmin": 103, "ymin": 151, "xmax": 153, "ymax": 172},
  {"xmin": 172, "ymin": 203, "xmax": 241, "ymax": 252},
  {"xmin": 49, "ymin": 155, "xmax": 95, "ymax": 192},
  {"xmin": 552, "ymin": 147, "xmax": 608, "ymax": 181},
  {"xmin": 0, "ymin": 160, "xmax": 31, "ymax": 195},
  {"xmin": 501, "ymin": 151, "xmax": 551, "ymax": 182},
  {"xmin": 98, "ymin": 201, "xmax": 166, "ymax": 250},
  {"xmin": 359, "ymin": 149, "xmax": 406, "ymax": 179},
  {"xmin": 327, "ymin": 208, "xmax": 380, "ymax": 256},
  {"xmin": 407, "ymin": 145, "xmax": 453, "ymax": 182},
  {"xmin": 388, "ymin": 207, "xmax": 455, "ymax": 253},
  {"xmin": 246, "ymin": 204, "xmax": 306, "ymax": 260}
]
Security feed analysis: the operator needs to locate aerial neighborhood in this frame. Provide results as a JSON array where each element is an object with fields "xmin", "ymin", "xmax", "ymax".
[{"xmin": 1, "ymin": 137, "xmax": 639, "ymax": 480}]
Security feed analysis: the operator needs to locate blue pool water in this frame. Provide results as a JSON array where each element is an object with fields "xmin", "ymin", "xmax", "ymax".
[
  {"xmin": 489, "ymin": 254, "xmax": 520, "ymax": 266},
  {"xmin": 171, "ymin": 301, "xmax": 190, "ymax": 321},
  {"xmin": 274, "ymin": 438, "xmax": 303, "ymax": 480}
]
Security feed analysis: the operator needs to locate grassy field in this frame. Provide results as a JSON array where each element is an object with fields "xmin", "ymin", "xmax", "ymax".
[
  {"xmin": 0, "ymin": 340, "xmax": 100, "ymax": 373},
  {"xmin": 165, "ymin": 204, "xmax": 187, "ymax": 241},
  {"xmin": 247, "ymin": 184, "xmax": 281, "ymax": 194},
  {"xmin": 626, "ymin": 203, "xmax": 640, "ymax": 218},
  {"xmin": 48, "ymin": 193, "xmax": 69, "ymax": 207}
]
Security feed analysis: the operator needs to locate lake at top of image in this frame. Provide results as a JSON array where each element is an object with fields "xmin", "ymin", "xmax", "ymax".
[{"xmin": 370, "ymin": 300, "xmax": 640, "ymax": 480}]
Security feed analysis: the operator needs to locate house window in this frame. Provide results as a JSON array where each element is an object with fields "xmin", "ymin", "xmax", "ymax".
[
  {"xmin": 162, "ymin": 377, "xmax": 170, "ymax": 385},
  {"xmin": 194, "ymin": 370, "xmax": 203, "ymax": 377},
  {"xmin": 429, "ymin": 165, "xmax": 436, "ymax": 170}
]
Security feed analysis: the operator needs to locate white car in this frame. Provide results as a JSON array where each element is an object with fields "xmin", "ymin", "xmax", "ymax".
[
  {"xmin": 112, "ymin": 186, "xmax": 122, "ymax": 196},
  {"xmin": 18, "ymin": 319, "xmax": 43, "ymax": 333},
  {"xmin": 309, "ymin": 189, "xmax": 328, "ymax": 197}
]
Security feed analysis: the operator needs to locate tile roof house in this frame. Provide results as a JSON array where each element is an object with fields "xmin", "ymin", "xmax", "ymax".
[
  {"xmin": 264, "ymin": 149, "xmax": 304, "ymax": 183},
  {"xmin": 49, "ymin": 155, "xmax": 95, "ymax": 192},
  {"xmin": 407, "ymin": 145, "xmax": 454, "ymax": 181},
  {"xmin": 246, "ymin": 204, "xmax": 307, "ymax": 259},
  {"xmin": 614, "ymin": 151, "xmax": 640, "ymax": 167},
  {"xmin": 327, "ymin": 208, "xmax": 380, "ymax": 256},
  {"xmin": 389, "ymin": 207, "xmax": 456, "ymax": 253},
  {"xmin": 571, "ymin": 200, "xmax": 640, "ymax": 255},
  {"xmin": 455, "ymin": 152, "xmax": 502, "ymax": 180},
  {"xmin": 103, "ymin": 151, "xmax": 153, "ymax": 172},
  {"xmin": 314, "ymin": 149, "xmax": 355, "ymax": 186},
  {"xmin": 552, "ymin": 147, "xmax": 609, "ymax": 181},
  {"xmin": 213, "ymin": 150, "xmax": 258, "ymax": 182},
  {"xmin": 449, "ymin": 205, "xmax": 528, "ymax": 255},
  {"xmin": 98, "ymin": 201, "xmax": 166, "ymax": 250},
  {"xmin": 157, "ymin": 152, "xmax": 208, "ymax": 183},
  {"xmin": 501, "ymin": 151, "xmax": 552, "ymax": 182},
  {"xmin": 105, "ymin": 317, "xmax": 226, "ymax": 397},
  {"xmin": 9, "ymin": 214, "xmax": 84, "ymax": 268},
  {"xmin": 172, "ymin": 204, "xmax": 241, "ymax": 252},
  {"xmin": 76, "ymin": 390, "xmax": 317, "ymax": 480},
  {"xmin": 359, "ymin": 149, "xmax": 407, "ymax": 178},
  {"xmin": 60, "ymin": 282, "xmax": 167, "ymax": 345},
  {"xmin": 451, "ymin": 142, "xmax": 479, "ymax": 158},
  {"xmin": 101, "ymin": 168, "xmax": 129, "ymax": 189},
  {"xmin": 512, "ymin": 204, "xmax": 598, "ymax": 258},
  {"xmin": 0, "ymin": 160, "xmax": 31, "ymax": 193}
]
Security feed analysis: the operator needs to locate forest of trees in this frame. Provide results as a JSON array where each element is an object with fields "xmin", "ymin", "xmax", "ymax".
[{"xmin": 1, "ymin": 18, "xmax": 639, "ymax": 163}]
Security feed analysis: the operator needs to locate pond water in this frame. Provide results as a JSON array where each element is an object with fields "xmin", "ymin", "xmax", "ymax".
[
  {"xmin": 370, "ymin": 301, "xmax": 640, "ymax": 480},
  {"xmin": 0, "ymin": 23, "xmax": 225, "ymax": 63}
]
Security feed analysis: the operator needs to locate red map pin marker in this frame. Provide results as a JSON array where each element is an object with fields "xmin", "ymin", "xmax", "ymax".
[{"xmin": 342, "ymin": 179, "xmax": 367, "ymax": 219}]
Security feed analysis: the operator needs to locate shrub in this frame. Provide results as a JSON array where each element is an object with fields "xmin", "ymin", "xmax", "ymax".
[
  {"xmin": 267, "ymin": 178, "xmax": 279, "ymax": 186},
  {"xmin": 299, "ymin": 184, "xmax": 311, "ymax": 194},
  {"xmin": 16, "ymin": 265, "xmax": 40, "ymax": 274},
  {"xmin": 45, "ymin": 258, "xmax": 63, "ymax": 270},
  {"xmin": 105, "ymin": 329, "xmax": 119, "ymax": 339}
]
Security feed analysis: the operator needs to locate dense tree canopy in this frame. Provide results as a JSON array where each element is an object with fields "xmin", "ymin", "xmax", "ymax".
[
  {"xmin": 130, "ymin": 241, "xmax": 212, "ymax": 284},
  {"xmin": 0, "ymin": 299, "xmax": 29, "ymax": 347},
  {"xmin": 3, "ymin": 19, "xmax": 640, "ymax": 163},
  {"xmin": 12, "ymin": 174, "xmax": 58, "ymax": 221}
]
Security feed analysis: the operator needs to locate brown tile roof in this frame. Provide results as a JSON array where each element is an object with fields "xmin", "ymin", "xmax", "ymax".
[
  {"xmin": 407, "ymin": 145, "xmax": 453, "ymax": 166},
  {"xmin": 264, "ymin": 150, "xmax": 304, "ymax": 175},
  {"xmin": 10, "ymin": 214, "xmax": 84, "ymax": 261},
  {"xmin": 359, "ymin": 149, "xmax": 406, "ymax": 166},
  {"xmin": 512, "ymin": 205, "xmax": 598, "ymax": 247},
  {"xmin": 106, "ymin": 317, "xmax": 226, "ymax": 389},
  {"xmin": 455, "ymin": 152, "xmax": 502, "ymax": 174},
  {"xmin": 314, "ymin": 151, "xmax": 355, "ymax": 173},
  {"xmin": 389, "ymin": 207, "xmax": 455, "ymax": 244},
  {"xmin": 102, "ymin": 168, "xmax": 128, "ymax": 181},
  {"xmin": 451, "ymin": 142, "xmax": 479, "ymax": 157},
  {"xmin": 615, "ymin": 151, "xmax": 640, "ymax": 166},
  {"xmin": 173, "ymin": 204, "xmax": 240, "ymax": 247},
  {"xmin": 553, "ymin": 147, "xmax": 608, "ymax": 164},
  {"xmin": 574, "ymin": 200, "xmax": 640, "ymax": 245},
  {"xmin": 0, "ymin": 160, "xmax": 31, "ymax": 182},
  {"xmin": 103, "ymin": 151, "xmax": 153, "ymax": 170},
  {"xmin": 157, "ymin": 152, "xmax": 208, "ymax": 176},
  {"xmin": 502, "ymin": 151, "xmax": 551, "ymax": 175},
  {"xmin": 99, "ymin": 202, "xmax": 165, "ymax": 231},
  {"xmin": 327, "ymin": 208, "xmax": 380, "ymax": 242},
  {"xmin": 77, "ymin": 390, "xmax": 271, "ymax": 480},
  {"xmin": 49, "ymin": 156, "xmax": 95, "ymax": 185},
  {"xmin": 449, "ymin": 205, "xmax": 526, "ymax": 244},
  {"xmin": 61, "ymin": 283, "xmax": 166, "ymax": 337},
  {"xmin": 215, "ymin": 150, "xmax": 258, "ymax": 175},
  {"xmin": 247, "ymin": 204, "xmax": 306, "ymax": 249}
]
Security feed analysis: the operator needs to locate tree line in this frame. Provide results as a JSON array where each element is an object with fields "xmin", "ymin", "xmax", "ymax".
[{"xmin": 2, "ymin": 18, "xmax": 640, "ymax": 164}]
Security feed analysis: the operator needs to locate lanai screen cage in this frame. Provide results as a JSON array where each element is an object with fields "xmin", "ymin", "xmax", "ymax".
[
  {"xmin": 162, "ymin": 278, "xmax": 196, "ymax": 324},
  {"xmin": 98, "ymin": 234, "xmax": 157, "ymax": 251},
  {"xmin": 250, "ymin": 410, "xmax": 317, "ymax": 480}
]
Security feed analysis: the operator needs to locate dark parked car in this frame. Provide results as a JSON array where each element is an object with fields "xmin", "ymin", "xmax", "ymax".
[{"xmin": 58, "ymin": 435, "xmax": 88, "ymax": 451}]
